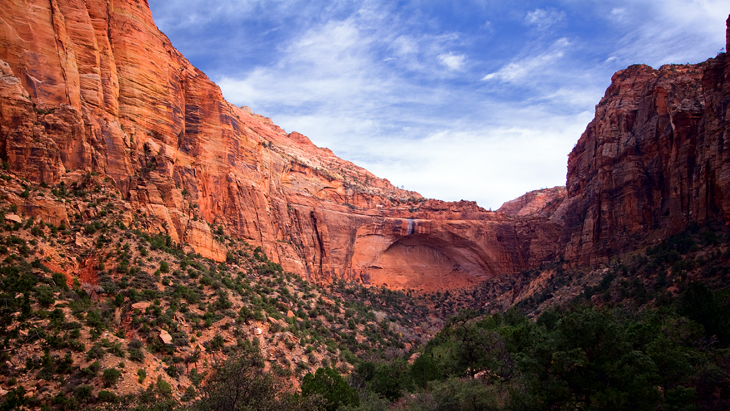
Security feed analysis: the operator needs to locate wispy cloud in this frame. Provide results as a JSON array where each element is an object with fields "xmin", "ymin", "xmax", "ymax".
[
  {"xmin": 609, "ymin": 7, "xmax": 627, "ymax": 22},
  {"xmin": 217, "ymin": 17, "xmax": 401, "ymax": 111},
  {"xmin": 438, "ymin": 53, "xmax": 466, "ymax": 71},
  {"xmin": 348, "ymin": 108, "xmax": 594, "ymax": 207},
  {"xmin": 524, "ymin": 8, "xmax": 566, "ymax": 30},
  {"xmin": 215, "ymin": 6, "xmax": 470, "ymax": 117},
  {"xmin": 604, "ymin": 0, "xmax": 728, "ymax": 66},
  {"xmin": 482, "ymin": 38, "xmax": 570, "ymax": 83}
]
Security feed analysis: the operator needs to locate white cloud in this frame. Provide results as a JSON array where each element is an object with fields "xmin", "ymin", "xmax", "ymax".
[
  {"xmin": 390, "ymin": 35, "xmax": 418, "ymax": 55},
  {"xmin": 609, "ymin": 7, "xmax": 627, "ymax": 21},
  {"xmin": 215, "ymin": 6, "xmax": 471, "ymax": 113},
  {"xmin": 605, "ymin": 0, "xmax": 728, "ymax": 66},
  {"xmin": 151, "ymin": 0, "xmax": 322, "ymax": 29},
  {"xmin": 438, "ymin": 53, "xmax": 466, "ymax": 71},
  {"xmin": 218, "ymin": 18, "xmax": 388, "ymax": 108},
  {"xmin": 350, "ymin": 110, "xmax": 594, "ymax": 209},
  {"xmin": 524, "ymin": 8, "xmax": 566, "ymax": 30},
  {"xmin": 482, "ymin": 38, "xmax": 570, "ymax": 83}
]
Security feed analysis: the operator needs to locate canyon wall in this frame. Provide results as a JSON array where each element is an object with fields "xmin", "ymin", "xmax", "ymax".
[
  {"xmin": 553, "ymin": 16, "xmax": 730, "ymax": 266},
  {"xmin": 0, "ymin": 0, "xmax": 562, "ymax": 290},
  {"xmin": 2, "ymin": 1, "xmax": 728, "ymax": 287}
]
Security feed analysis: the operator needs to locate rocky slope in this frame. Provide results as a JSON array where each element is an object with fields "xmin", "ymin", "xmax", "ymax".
[
  {"xmin": 0, "ymin": 0, "xmax": 563, "ymax": 291},
  {"xmin": 0, "ymin": 171, "xmax": 444, "ymax": 406}
]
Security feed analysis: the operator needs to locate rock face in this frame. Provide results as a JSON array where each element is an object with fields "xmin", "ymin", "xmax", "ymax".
[
  {"xmin": 0, "ymin": 0, "xmax": 562, "ymax": 290},
  {"xmin": 554, "ymin": 16, "xmax": 730, "ymax": 266},
  {"xmin": 498, "ymin": 187, "xmax": 567, "ymax": 219},
  {"xmin": 159, "ymin": 330, "xmax": 173, "ymax": 345},
  {"xmin": 3, "ymin": 1, "xmax": 728, "ymax": 287},
  {"xmin": 348, "ymin": 201, "xmax": 562, "ymax": 291}
]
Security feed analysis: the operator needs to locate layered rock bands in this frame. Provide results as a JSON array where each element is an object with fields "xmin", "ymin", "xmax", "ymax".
[
  {"xmin": 1, "ymin": 1, "xmax": 729, "ymax": 288},
  {"xmin": 555, "ymin": 17, "xmax": 730, "ymax": 266},
  {"xmin": 0, "ymin": 0, "xmax": 561, "ymax": 291}
]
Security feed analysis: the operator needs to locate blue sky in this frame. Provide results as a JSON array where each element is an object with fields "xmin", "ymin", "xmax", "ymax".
[{"xmin": 148, "ymin": 0, "xmax": 729, "ymax": 210}]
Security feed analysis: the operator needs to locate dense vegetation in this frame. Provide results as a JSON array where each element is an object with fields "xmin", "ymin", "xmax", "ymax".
[{"xmin": 349, "ymin": 288, "xmax": 730, "ymax": 410}]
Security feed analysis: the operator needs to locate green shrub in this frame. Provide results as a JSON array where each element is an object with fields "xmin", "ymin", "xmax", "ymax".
[
  {"xmin": 83, "ymin": 223, "xmax": 98, "ymax": 235},
  {"xmin": 51, "ymin": 392, "xmax": 77, "ymax": 410},
  {"xmin": 86, "ymin": 344, "xmax": 105, "ymax": 360},
  {"xmin": 52, "ymin": 272, "xmax": 68, "ymax": 290},
  {"xmin": 102, "ymin": 368, "xmax": 122, "ymax": 386},
  {"xmin": 209, "ymin": 335, "xmax": 225, "ymax": 351},
  {"xmin": 74, "ymin": 385, "xmax": 93, "ymax": 402},
  {"xmin": 301, "ymin": 367, "xmax": 359, "ymax": 411},
  {"xmin": 36, "ymin": 286, "xmax": 55, "ymax": 307},
  {"xmin": 97, "ymin": 390, "xmax": 117, "ymax": 403},
  {"xmin": 108, "ymin": 342, "xmax": 125, "ymax": 358},
  {"xmin": 190, "ymin": 368, "xmax": 203, "ymax": 387},
  {"xmin": 156, "ymin": 378, "xmax": 172, "ymax": 397},
  {"xmin": 137, "ymin": 368, "xmax": 147, "ymax": 384},
  {"xmin": 128, "ymin": 348, "xmax": 144, "ymax": 362},
  {"xmin": 165, "ymin": 365, "xmax": 180, "ymax": 378},
  {"xmin": 191, "ymin": 348, "xmax": 284, "ymax": 409}
]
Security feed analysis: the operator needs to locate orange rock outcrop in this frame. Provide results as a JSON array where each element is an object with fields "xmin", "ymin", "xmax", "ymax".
[
  {"xmin": 497, "ymin": 187, "xmax": 566, "ymax": 219},
  {"xmin": 0, "ymin": 0, "xmax": 562, "ymax": 290}
]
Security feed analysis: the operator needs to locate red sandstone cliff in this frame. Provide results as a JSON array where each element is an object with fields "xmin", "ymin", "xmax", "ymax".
[
  {"xmin": 498, "ymin": 187, "xmax": 566, "ymax": 219},
  {"xmin": 0, "ymin": 0, "xmax": 562, "ymax": 291},
  {"xmin": 554, "ymin": 16, "xmax": 730, "ymax": 266},
  {"xmin": 4, "ymin": 1, "xmax": 726, "ymax": 287}
]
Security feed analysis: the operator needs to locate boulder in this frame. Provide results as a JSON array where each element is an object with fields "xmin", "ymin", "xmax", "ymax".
[
  {"xmin": 3, "ymin": 214, "xmax": 21, "ymax": 224},
  {"xmin": 131, "ymin": 302, "xmax": 151, "ymax": 311},
  {"xmin": 159, "ymin": 330, "xmax": 173, "ymax": 345}
]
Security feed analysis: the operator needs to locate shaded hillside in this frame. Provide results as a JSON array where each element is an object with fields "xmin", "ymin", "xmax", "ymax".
[{"xmin": 349, "ymin": 279, "xmax": 730, "ymax": 411}]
